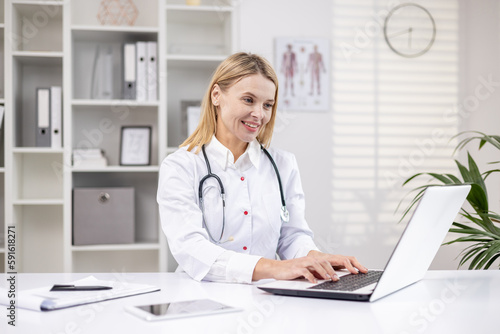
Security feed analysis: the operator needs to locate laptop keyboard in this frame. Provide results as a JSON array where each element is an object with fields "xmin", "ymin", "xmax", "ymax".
[{"xmin": 308, "ymin": 270, "xmax": 383, "ymax": 291}]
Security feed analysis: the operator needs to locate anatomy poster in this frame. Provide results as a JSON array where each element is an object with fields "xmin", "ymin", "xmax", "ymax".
[{"xmin": 275, "ymin": 37, "xmax": 330, "ymax": 111}]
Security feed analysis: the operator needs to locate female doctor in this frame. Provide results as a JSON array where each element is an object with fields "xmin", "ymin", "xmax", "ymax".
[{"xmin": 157, "ymin": 52, "xmax": 367, "ymax": 284}]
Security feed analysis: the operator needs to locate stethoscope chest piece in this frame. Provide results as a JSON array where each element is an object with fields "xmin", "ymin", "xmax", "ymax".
[{"xmin": 281, "ymin": 206, "xmax": 290, "ymax": 223}]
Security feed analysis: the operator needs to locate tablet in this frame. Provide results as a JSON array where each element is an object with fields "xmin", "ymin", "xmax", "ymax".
[{"xmin": 125, "ymin": 299, "xmax": 242, "ymax": 321}]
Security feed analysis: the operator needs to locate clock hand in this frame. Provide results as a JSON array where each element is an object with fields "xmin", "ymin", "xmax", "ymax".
[
  {"xmin": 408, "ymin": 27, "xmax": 413, "ymax": 49},
  {"xmin": 388, "ymin": 28, "xmax": 410, "ymax": 38}
]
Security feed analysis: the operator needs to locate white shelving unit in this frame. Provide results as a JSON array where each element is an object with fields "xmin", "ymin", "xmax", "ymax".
[
  {"xmin": 1, "ymin": 0, "xmax": 237, "ymax": 273},
  {"xmin": 165, "ymin": 1, "xmax": 236, "ymax": 150},
  {"xmin": 0, "ymin": 0, "xmax": 5, "ymax": 271}
]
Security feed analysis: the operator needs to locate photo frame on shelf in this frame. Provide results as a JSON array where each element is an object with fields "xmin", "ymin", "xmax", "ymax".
[
  {"xmin": 180, "ymin": 100, "xmax": 201, "ymax": 141},
  {"xmin": 119, "ymin": 126, "xmax": 152, "ymax": 166}
]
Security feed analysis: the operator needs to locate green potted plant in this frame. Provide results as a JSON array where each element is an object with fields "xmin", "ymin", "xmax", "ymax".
[{"xmin": 400, "ymin": 131, "xmax": 500, "ymax": 269}]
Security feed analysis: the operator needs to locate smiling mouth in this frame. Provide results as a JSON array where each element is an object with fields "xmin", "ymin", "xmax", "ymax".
[{"xmin": 242, "ymin": 121, "xmax": 259, "ymax": 129}]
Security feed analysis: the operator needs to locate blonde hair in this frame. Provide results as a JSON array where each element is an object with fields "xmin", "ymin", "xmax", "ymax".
[{"xmin": 181, "ymin": 52, "xmax": 279, "ymax": 153}]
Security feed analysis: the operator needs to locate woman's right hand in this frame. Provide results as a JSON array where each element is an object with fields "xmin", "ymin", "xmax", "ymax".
[{"xmin": 252, "ymin": 257, "xmax": 338, "ymax": 283}]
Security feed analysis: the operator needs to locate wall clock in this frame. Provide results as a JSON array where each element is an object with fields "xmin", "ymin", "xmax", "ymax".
[{"xmin": 383, "ymin": 3, "xmax": 436, "ymax": 58}]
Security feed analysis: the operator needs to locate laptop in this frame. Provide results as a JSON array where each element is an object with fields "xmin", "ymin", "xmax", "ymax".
[{"xmin": 258, "ymin": 185, "xmax": 471, "ymax": 302}]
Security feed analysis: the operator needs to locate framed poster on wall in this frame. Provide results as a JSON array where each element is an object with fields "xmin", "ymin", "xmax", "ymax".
[{"xmin": 275, "ymin": 37, "xmax": 330, "ymax": 112}]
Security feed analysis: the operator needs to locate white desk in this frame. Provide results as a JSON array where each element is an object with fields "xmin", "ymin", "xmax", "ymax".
[{"xmin": 1, "ymin": 270, "xmax": 498, "ymax": 334}]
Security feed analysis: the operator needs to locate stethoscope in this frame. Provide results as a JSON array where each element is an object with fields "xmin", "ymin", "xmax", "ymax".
[{"xmin": 199, "ymin": 144, "xmax": 289, "ymax": 244}]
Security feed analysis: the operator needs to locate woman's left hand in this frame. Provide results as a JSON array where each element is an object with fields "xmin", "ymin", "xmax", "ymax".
[{"xmin": 307, "ymin": 250, "xmax": 368, "ymax": 280}]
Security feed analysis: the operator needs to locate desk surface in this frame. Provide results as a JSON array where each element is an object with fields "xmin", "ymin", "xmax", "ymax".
[{"xmin": 1, "ymin": 270, "xmax": 498, "ymax": 334}]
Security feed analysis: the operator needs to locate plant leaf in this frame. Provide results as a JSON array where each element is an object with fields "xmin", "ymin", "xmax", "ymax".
[
  {"xmin": 484, "ymin": 169, "xmax": 500, "ymax": 179},
  {"xmin": 466, "ymin": 183, "xmax": 489, "ymax": 214},
  {"xmin": 455, "ymin": 159, "xmax": 472, "ymax": 183},
  {"xmin": 454, "ymin": 131, "xmax": 500, "ymax": 152},
  {"xmin": 445, "ymin": 173, "xmax": 462, "ymax": 184},
  {"xmin": 443, "ymin": 236, "xmax": 491, "ymax": 245},
  {"xmin": 449, "ymin": 221, "xmax": 500, "ymax": 239},
  {"xmin": 427, "ymin": 173, "xmax": 454, "ymax": 185},
  {"xmin": 484, "ymin": 253, "xmax": 500, "ymax": 269},
  {"xmin": 470, "ymin": 247, "xmax": 489, "ymax": 269},
  {"xmin": 467, "ymin": 153, "xmax": 487, "ymax": 194},
  {"xmin": 402, "ymin": 131, "xmax": 500, "ymax": 270},
  {"xmin": 460, "ymin": 245, "xmax": 486, "ymax": 268},
  {"xmin": 476, "ymin": 240, "xmax": 500, "ymax": 269},
  {"xmin": 459, "ymin": 210, "xmax": 500, "ymax": 236}
]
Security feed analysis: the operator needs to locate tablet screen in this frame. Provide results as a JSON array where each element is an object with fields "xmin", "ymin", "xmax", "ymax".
[{"xmin": 136, "ymin": 299, "xmax": 236, "ymax": 317}]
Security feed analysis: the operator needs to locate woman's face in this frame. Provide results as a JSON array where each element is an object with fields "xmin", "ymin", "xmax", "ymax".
[{"xmin": 212, "ymin": 74, "xmax": 276, "ymax": 148}]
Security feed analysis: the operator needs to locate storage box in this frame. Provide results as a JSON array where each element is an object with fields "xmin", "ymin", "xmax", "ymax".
[{"xmin": 73, "ymin": 187, "xmax": 135, "ymax": 245}]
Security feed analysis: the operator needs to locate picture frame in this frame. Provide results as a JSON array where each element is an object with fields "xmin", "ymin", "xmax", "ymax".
[
  {"xmin": 119, "ymin": 126, "xmax": 152, "ymax": 166},
  {"xmin": 275, "ymin": 37, "xmax": 330, "ymax": 112},
  {"xmin": 180, "ymin": 100, "xmax": 201, "ymax": 141}
]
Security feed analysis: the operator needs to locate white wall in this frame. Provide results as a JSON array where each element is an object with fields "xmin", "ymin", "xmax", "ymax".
[
  {"xmin": 238, "ymin": 0, "xmax": 500, "ymax": 269},
  {"xmin": 238, "ymin": 0, "xmax": 336, "ymax": 260},
  {"xmin": 459, "ymin": 0, "xmax": 500, "ymax": 210},
  {"xmin": 445, "ymin": 0, "xmax": 500, "ymax": 269}
]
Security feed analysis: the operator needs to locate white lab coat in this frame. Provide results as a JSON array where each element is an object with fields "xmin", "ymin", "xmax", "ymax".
[{"xmin": 157, "ymin": 136, "xmax": 319, "ymax": 283}]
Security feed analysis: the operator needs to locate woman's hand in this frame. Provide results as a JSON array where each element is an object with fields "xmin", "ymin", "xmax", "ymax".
[
  {"xmin": 307, "ymin": 250, "xmax": 368, "ymax": 278},
  {"xmin": 252, "ymin": 252, "xmax": 367, "ymax": 283}
]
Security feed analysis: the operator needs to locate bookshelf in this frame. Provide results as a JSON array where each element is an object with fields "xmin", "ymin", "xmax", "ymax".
[
  {"xmin": 0, "ymin": 0, "xmax": 4, "ymax": 273},
  {"xmin": 1, "ymin": 0, "xmax": 237, "ymax": 273}
]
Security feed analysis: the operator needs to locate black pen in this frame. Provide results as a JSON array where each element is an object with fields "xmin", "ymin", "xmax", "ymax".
[{"xmin": 50, "ymin": 284, "xmax": 113, "ymax": 291}]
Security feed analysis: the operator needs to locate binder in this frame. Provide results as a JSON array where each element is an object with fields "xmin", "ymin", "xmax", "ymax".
[
  {"xmin": 36, "ymin": 88, "xmax": 51, "ymax": 147},
  {"xmin": 136, "ymin": 41, "xmax": 147, "ymax": 101},
  {"xmin": 0, "ymin": 105, "xmax": 4, "ymax": 130},
  {"xmin": 101, "ymin": 48, "xmax": 114, "ymax": 99},
  {"xmin": 91, "ymin": 44, "xmax": 113, "ymax": 100},
  {"xmin": 146, "ymin": 41, "xmax": 157, "ymax": 101},
  {"xmin": 50, "ymin": 86, "xmax": 62, "ymax": 148},
  {"xmin": 123, "ymin": 43, "xmax": 136, "ymax": 99}
]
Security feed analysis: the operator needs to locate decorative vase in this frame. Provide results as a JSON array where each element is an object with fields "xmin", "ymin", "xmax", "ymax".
[{"xmin": 97, "ymin": 0, "xmax": 139, "ymax": 26}]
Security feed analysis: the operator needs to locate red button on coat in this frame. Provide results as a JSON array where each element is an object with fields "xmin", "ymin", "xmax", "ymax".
[
  {"xmin": 243, "ymin": 246, "xmax": 248, "ymax": 250},
  {"xmin": 244, "ymin": 211, "xmax": 248, "ymax": 215},
  {"xmin": 241, "ymin": 177, "xmax": 245, "ymax": 181}
]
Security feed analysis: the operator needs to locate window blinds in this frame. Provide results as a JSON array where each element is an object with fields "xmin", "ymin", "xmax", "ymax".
[{"xmin": 330, "ymin": 0, "xmax": 459, "ymax": 253}]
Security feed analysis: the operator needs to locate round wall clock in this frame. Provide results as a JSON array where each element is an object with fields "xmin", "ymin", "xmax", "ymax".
[{"xmin": 383, "ymin": 3, "xmax": 436, "ymax": 58}]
